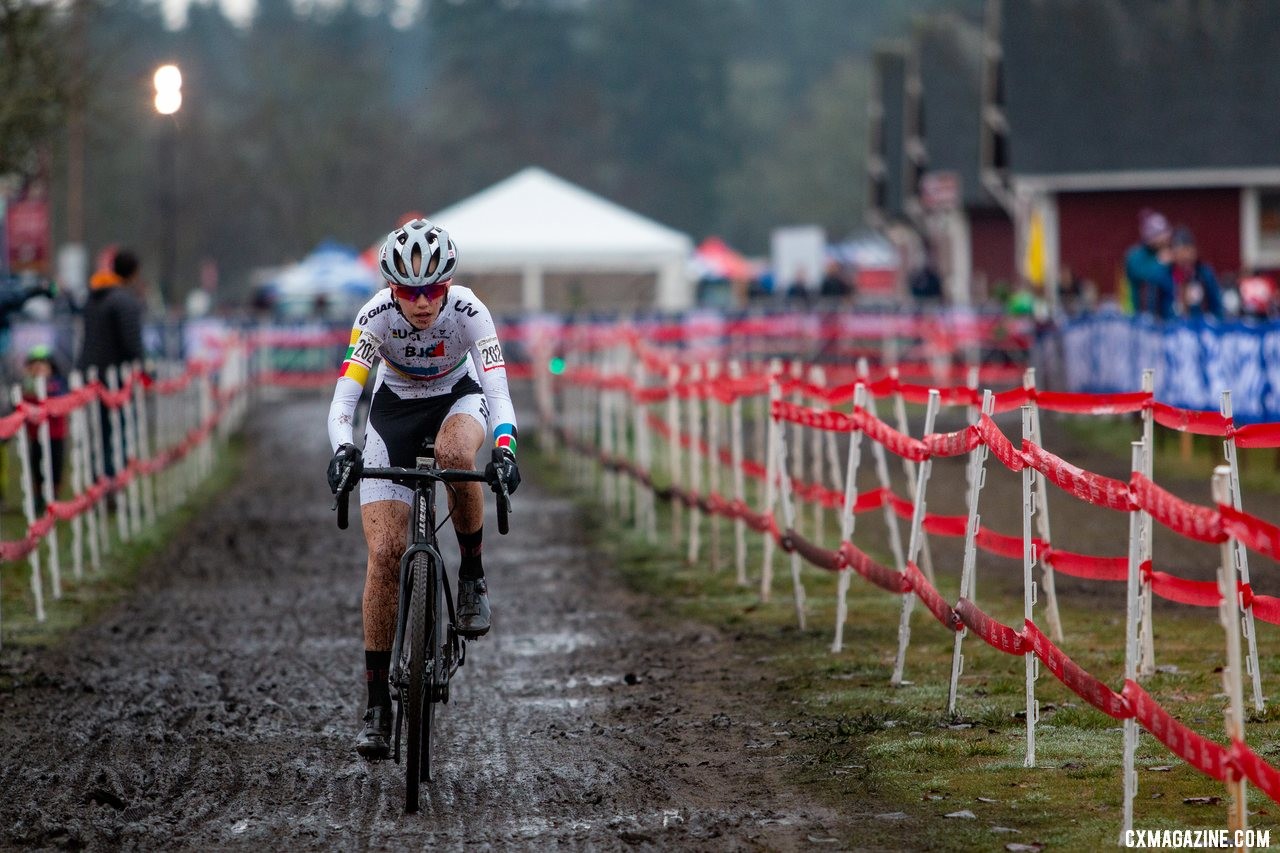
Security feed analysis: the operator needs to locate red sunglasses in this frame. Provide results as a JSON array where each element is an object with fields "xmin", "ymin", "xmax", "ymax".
[{"xmin": 389, "ymin": 280, "xmax": 450, "ymax": 302}]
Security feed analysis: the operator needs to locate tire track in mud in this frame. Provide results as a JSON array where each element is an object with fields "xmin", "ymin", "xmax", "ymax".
[{"xmin": 0, "ymin": 391, "xmax": 848, "ymax": 851}]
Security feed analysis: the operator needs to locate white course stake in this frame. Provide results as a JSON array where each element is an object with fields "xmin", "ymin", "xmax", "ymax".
[
  {"xmin": 121, "ymin": 366, "xmax": 143, "ymax": 535},
  {"xmin": 1214, "ymin": 466, "xmax": 1249, "ymax": 841},
  {"xmin": 666, "ymin": 364, "xmax": 683, "ymax": 550},
  {"xmin": 599, "ymin": 356, "xmax": 615, "ymax": 512},
  {"xmin": 1139, "ymin": 369, "xmax": 1157, "ymax": 676},
  {"xmin": 754, "ymin": 368, "xmax": 769, "ymax": 497},
  {"xmin": 12, "ymin": 385, "xmax": 45, "ymax": 623},
  {"xmin": 1220, "ymin": 391, "xmax": 1264, "ymax": 712},
  {"xmin": 965, "ymin": 366, "xmax": 982, "ymax": 603},
  {"xmin": 774, "ymin": 412, "xmax": 806, "ymax": 630},
  {"xmin": 948, "ymin": 390, "xmax": 995, "ymax": 715},
  {"xmin": 891, "ymin": 389, "xmax": 940, "ymax": 687},
  {"xmin": 707, "ymin": 362, "xmax": 723, "ymax": 573},
  {"xmin": 810, "ymin": 365, "xmax": 827, "ymax": 545},
  {"xmin": 134, "ymin": 365, "xmax": 157, "ymax": 528},
  {"xmin": 729, "ymin": 361, "xmax": 749, "ymax": 586},
  {"xmin": 856, "ymin": 360, "xmax": 908, "ymax": 578},
  {"xmin": 633, "ymin": 361, "xmax": 654, "ymax": 541},
  {"xmin": 67, "ymin": 373, "xmax": 89, "ymax": 578},
  {"xmin": 33, "ymin": 375, "xmax": 62, "ymax": 598},
  {"xmin": 832, "ymin": 383, "xmax": 868, "ymax": 654},
  {"xmin": 823, "ymin": 384, "xmax": 844, "ymax": 548},
  {"xmin": 1024, "ymin": 368, "xmax": 1063, "ymax": 642},
  {"xmin": 615, "ymin": 350, "xmax": 631, "ymax": 523},
  {"xmin": 789, "ymin": 361, "xmax": 805, "ymax": 540},
  {"xmin": 106, "ymin": 367, "xmax": 130, "ymax": 544},
  {"xmin": 892, "ymin": 369, "xmax": 937, "ymax": 585},
  {"xmin": 1021, "ymin": 405, "xmax": 1039, "ymax": 767},
  {"xmin": 85, "ymin": 367, "xmax": 110, "ymax": 555},
  {"xmin": 1121, "ymin": 442, "xmax": 1147, "ymax": 842},
  {"xmin": 760, "ymin": 376, "xmax": 781, "ymax": 603},
  {"xmin": 687, "ymin": 364, "xmax": 703, "ymax": 565}
]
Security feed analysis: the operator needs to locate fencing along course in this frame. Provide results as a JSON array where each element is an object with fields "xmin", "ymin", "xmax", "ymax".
[{"xmin": 538, "ymin": 321, "xmax": 1280, "ymax": 846}]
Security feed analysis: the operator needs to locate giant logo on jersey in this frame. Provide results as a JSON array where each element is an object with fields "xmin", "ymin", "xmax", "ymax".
[{"xmin": 358, "ymin": 302, "xmax": 393, "ymax": 325}]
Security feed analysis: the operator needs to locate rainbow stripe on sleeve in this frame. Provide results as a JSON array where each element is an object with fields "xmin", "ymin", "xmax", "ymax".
[
  {"xmin": 339, "ymin": 328, "xmax": 371, "ymax": 385},
  {"xmin": 494, "ymin": 423, "xmax": 517, "ymax": 453}
]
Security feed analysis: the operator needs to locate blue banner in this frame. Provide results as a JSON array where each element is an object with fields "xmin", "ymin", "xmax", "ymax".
[{"xmin": 1059, "ymin": 312, "xmax": 1280, "ymax": 423}]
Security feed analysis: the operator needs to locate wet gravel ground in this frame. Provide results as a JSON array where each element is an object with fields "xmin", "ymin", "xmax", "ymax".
[{"xmin": 0, "ymin": 391, "xmax": 849, "ymax": 851}]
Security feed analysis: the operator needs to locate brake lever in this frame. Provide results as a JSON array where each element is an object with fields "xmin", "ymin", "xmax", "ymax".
[
  {"xmin": 496, "ymin": 482, "xmax": 510, "ymax": 535},
  {"xmin": 332, "ymin": 465, "xmax": 355, "ymax": 529},
  {"xmin": 487, "ymin": 447, "xmax": 513, "ymax": 534}
]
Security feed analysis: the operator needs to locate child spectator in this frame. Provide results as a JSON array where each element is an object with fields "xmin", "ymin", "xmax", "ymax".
[
  {"xmin": 1169, "ymin": 226, "xmax": 1224, "ymax": 320},
  {"xmin": 23, "ymin": 344, "xmax": 68, "ymax": 513}
]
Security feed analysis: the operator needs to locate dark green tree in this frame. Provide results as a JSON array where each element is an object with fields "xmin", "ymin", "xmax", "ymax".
[
  {"xmin": 587, "ymin": 0, "xmax": 740, "ymax": 236},
  {"xmin": 0, "ymin": 0, "xmax": 71, "ymax": 179}
]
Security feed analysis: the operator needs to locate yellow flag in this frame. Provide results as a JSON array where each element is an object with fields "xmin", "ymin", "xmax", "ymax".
[{"xmin": 1024, "ymin": 209, "xmax": 1046, "ymax": 289}]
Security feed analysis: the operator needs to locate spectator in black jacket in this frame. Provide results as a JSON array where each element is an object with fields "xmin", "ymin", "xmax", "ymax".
[{"xmin": 78, "ymin": 248, "xmax": 146, "ymax": 477}]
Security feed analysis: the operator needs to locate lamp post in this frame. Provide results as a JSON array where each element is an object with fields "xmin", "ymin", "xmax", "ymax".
[{"xmin": 153, "ymin": 64, "xmax": 181, "ymax": 312}]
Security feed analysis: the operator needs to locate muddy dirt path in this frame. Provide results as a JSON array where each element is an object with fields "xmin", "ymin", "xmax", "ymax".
[{"xmin": 0, "ymin": 392, "xmax": 850, "ymax": 851}]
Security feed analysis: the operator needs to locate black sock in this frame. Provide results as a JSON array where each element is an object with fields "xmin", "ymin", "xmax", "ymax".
[
  {"xmin": 457, "ymin": 527, "xmax": 484, "ymax": 579},
  {"xmin": 365, "ymin": 650, "xmax": 390, "ymax": 709}
]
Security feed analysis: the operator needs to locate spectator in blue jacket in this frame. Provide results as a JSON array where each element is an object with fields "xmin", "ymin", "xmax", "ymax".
[
  {"xmin": 1170, "ymin": 226, "xmax": 1224, "ymax": 321},
  {"xmin": 1124, "ymin": 209, "xmax": 1175, "ymax": 319}
]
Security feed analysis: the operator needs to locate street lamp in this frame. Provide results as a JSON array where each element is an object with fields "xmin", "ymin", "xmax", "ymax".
[
  {"xmin": 153, "ymin": 64, "xmax": 181, "ymax": 313},
  {"xmin": 153, "ymin": 64, "xmax": 182, "ymax": 115}
]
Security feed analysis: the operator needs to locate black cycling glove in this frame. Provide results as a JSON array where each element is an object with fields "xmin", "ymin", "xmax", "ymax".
[
  {"xmin": 486, "ymin": 446, "xmax": 521, "ymax": 494},
  {"xmin": 327, "ymin": 443, "xmax": 362, "ymax": 493}
]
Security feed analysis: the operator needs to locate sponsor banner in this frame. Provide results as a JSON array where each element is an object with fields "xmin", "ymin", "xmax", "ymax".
[{"xmin": 1059, "ymin": 313, "xmax": 1280, "ymax": 423}]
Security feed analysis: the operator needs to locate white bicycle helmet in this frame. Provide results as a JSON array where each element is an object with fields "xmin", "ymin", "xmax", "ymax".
[{"xmin": 379, "ymin": 218, "xmax": 458, "ymax": 286}]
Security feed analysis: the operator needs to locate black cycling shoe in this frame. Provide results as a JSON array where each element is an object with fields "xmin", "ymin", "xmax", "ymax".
[
  {"xmin": 456, "ymin": 577, "xmax": 491, "ymax": 638},
  {"xmin": 355, "ymin": 704, "xmax": 393, "ymax": 760}
]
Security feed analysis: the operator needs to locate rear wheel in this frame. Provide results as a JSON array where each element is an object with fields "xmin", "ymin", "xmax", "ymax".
[{"xmin": 404, "ymin": 555, "xmax": 432, "ymax": 812}]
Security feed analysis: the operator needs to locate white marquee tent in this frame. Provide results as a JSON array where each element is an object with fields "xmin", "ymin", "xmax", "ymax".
[{"xmin": 429, "ymin": 167, "xmax": 694, "ymax": 310}]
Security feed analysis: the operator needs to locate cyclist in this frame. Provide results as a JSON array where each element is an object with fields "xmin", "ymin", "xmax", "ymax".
[{"xmin": 325, "ymin": 218, "xmax": 520, "ymax": 760}]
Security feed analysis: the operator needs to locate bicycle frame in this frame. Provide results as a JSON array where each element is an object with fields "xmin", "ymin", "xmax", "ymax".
[
  {"xmin": 332, "ymin": 446, "xmax": 511, "ymax": 805},
  {"xmin": 386, "ymin": 467, "xmax": 461, "ymax": 699}
]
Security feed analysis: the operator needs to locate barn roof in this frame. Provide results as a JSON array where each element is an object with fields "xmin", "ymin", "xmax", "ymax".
[{"xmin": 1002, "ymin": 0, "xmax": 1280, "ymax": 180}]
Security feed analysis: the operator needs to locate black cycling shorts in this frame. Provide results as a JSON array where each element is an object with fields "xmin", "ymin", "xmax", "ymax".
[{"xmin": 367, "ymin": 375, "xmax": 484, "ymax": 470}]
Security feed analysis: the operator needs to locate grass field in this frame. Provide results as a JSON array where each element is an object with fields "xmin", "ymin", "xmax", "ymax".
[{"xmin": 534, "ymin": 442, "xmax": 1280, "ymax": 850}]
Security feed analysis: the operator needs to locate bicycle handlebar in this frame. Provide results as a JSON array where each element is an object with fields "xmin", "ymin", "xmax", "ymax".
[{"xmin": 332, "ymin": 454, "xmax": 513, "ymax": 534}]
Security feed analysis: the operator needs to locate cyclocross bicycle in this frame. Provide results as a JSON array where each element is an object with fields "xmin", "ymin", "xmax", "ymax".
[{"xmin": 333, "ymin": 443, "xmax": 512, "ymax": 813}]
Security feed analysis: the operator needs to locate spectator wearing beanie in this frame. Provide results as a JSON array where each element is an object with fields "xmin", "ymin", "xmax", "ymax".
[{"xmin": 1124, "ymin": 209, "xmax": 1176, "ymax": 319}]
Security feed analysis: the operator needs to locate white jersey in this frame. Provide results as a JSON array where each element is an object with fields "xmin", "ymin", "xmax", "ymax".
[{"xmin": 327, "ymin": 285, "xmax": 517, "ymax": 453}]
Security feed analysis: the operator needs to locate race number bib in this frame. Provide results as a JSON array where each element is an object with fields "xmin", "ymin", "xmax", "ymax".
[
  {"xmin": 477, "ymin": 335, "xmax": 505, "ymax": 371},
  {"xmin": 350, "ymin": 331, "xmax": 382, "ymax": 369}
]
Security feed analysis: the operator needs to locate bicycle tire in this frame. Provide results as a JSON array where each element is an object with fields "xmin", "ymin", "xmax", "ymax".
[
  {"xmin": 404, "ymin": 554, "xmax": 430, "ymax": 812},
  {"xmin": 420, "ymin": 556, "xmax": 445, "ymax": 784}
]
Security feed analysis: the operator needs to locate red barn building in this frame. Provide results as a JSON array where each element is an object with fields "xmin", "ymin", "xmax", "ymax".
[
  {"xmin": 871, "ymin": 0, "xmax": 1280, "ymax": 312},
  {"xmin": 993, "ymin": 0, "xmax": 1280, "ymax": 310}
]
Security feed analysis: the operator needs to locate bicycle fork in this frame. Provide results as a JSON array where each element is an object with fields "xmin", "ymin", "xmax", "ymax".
[{"xmin": 389, "ymin": 541, "xmax": 443, "ymax": 690}]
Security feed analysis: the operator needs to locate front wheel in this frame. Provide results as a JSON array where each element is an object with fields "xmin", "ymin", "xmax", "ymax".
[{"xmin": 404, "ymin": 554, "xmax": 434, "ymax": 812}]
